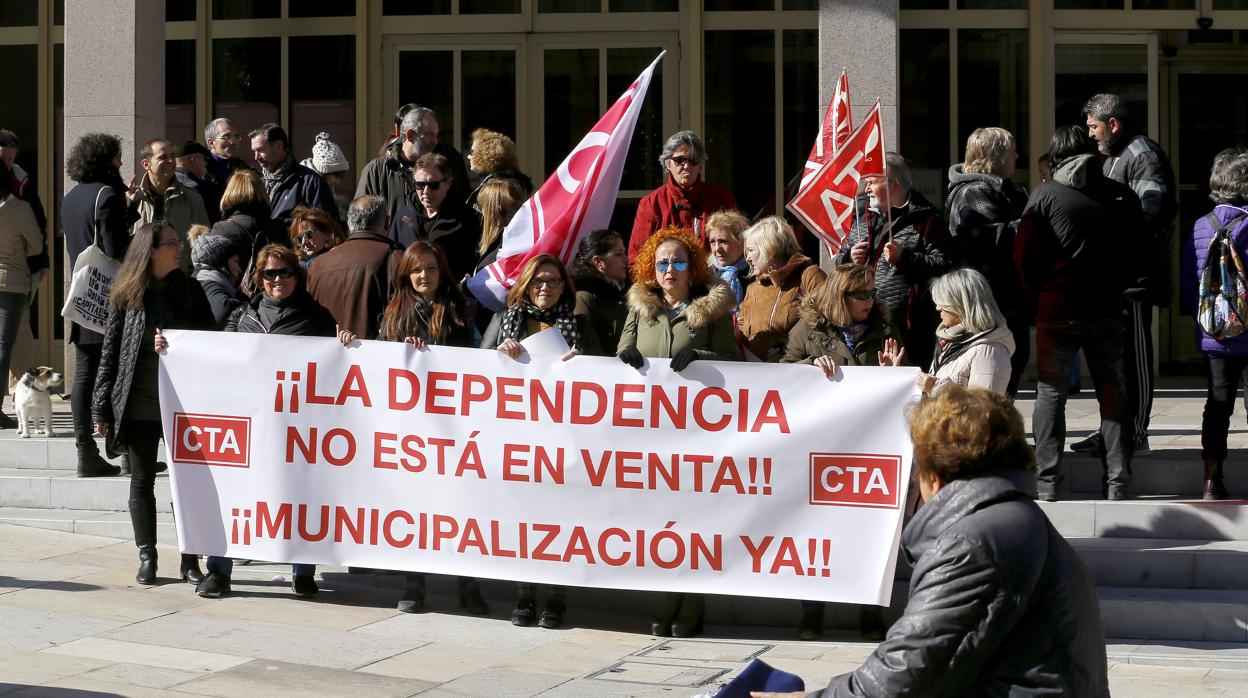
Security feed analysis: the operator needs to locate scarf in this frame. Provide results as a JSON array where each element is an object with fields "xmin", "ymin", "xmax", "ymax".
[
  {"xmin": 712, "ymin": 257, "xmax": 750, "ymax": 308},
  {"xmin": 839, "ymin": 320, "xmax": 869, "ymax": 353},
  {"xmin": 261, "ymin": 154, "xmax": 295, "ymax": 195},
  {"xmin": 931, "ymin": 323, "xmax": 992, "ymax": 373},
  {"xmin": 499, "ymin": 299, "xmax": 581, "ymax": 351}
]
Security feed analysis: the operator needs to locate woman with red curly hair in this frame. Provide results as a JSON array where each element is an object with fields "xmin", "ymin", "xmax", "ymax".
[{"xmin": 617, "ymin": 226, "xmax": 738, "ymax": 638}]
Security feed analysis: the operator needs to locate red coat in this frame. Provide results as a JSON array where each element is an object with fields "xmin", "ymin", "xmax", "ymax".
[{"xmin": 628, "ymin": 176, "xmax": 737, "ymax": 263}]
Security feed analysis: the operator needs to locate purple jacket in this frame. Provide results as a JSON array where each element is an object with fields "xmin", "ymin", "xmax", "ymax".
[{"xmin": 1181, "ymin": 204, "xmax": 1248, "ymax": 356}]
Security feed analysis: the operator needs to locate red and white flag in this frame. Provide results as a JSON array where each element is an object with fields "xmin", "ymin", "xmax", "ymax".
[
  {"xmin": 786, "ymin": 101, "xmax": 886, "ymax": 254},
  {"xmin": 468, "ymin": 53, "xmax": 664, "ymax": 311},
  {"xmin": 798, "ymin": 69, "xmax": 853, "ymax": 192}
]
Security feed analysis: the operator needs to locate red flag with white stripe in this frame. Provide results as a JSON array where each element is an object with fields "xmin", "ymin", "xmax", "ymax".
[
  {"xmin": 468, "ymin": 53, "xmax": 664, "ymax": 311},
  {"xmin": 798, "ymin": 69, "xmax": 853, "ymax": 192},
  {"xmin": 786, "ymin": 101, "xmax": 886, "ymax": 254}
]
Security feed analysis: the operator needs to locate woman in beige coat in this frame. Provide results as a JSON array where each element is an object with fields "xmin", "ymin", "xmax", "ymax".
[{"xmin": 917, "ymin": 267, "xmax": 1015, "ymax": 395}]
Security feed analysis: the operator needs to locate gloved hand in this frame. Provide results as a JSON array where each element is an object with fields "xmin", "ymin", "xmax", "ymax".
[
  {"xmin": 618, "ymin": 347, "xmax": 644, "ymax": 369},
  {"xmin": 670, "ymin": 347, "xmax": 699, "ymax": 372}
]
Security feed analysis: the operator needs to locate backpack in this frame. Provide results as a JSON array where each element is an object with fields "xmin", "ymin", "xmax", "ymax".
[{"xmin": 1198, "ymin": 212, "xmax": 1248, "ymax": 340}]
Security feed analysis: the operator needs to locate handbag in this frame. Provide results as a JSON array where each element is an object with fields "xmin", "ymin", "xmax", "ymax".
[{"xmin": 61, "ymin": 187, "xmax": 121, "ymax": 334}]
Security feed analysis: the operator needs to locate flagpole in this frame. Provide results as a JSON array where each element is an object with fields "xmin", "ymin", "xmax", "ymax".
[{"xmin": 877, "ymin": 98, "xmax": 894, "ymax": 252}]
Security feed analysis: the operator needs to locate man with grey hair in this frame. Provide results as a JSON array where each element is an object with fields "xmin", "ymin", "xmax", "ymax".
[
  {"xmin": 1077, "ymin": 93, "xmax": 1177, "ymax": 457},
  {"xmin": 356, "ymin": 106, "xmax": 469, "ymax": 225},
  {"xmin": 628, "ymin": 130, "xmax": 737, "ymax": 262},
  {"xmin": 203, "ymin": 117, "xmax": 240, "ymax": 186},
  {"xmin": 834, "ymin": 151, "xmax": 952, "ymax": 369},
  {"xmin": 306, "ymin": 195, "xmax": 402, "ymax": 338}
]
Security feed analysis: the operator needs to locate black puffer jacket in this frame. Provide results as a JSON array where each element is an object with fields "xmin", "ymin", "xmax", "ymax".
[
  {"xmin": 945, "ymin": 166, "xmax": 1029, "ymax": 316},
  {"xmin": 1104, "ymin": 132, "xmax": 1177, "ymax": 306},
  {"xmin": 225, "ymin": 288, "xmax": 338, "ymax": 337},
  {"xmin": 91, "ymin": 272, "xmax": 214, "ymax": 456},
  {"xmin": 820, "ymin": 469, "xmax": 1108, "ymax": 697}
]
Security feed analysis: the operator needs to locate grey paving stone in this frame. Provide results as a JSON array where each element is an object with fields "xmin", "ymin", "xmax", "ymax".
[
  {"xmin": 101, "ymin": 612, "xmax": 423, "ymax": 671},
  {"xmin": 354, "ymin": 612, "xmax": 558, "ymax": 652},
  {"xmin": 0, "ymin": 560, "xmax": 105, "ymax": 596},
  {"xmin": 171, "ymin": 658, "xmax": 435, "ymax": 697},
  {"xmin": 433, "ymin": 667, "xmax": 568, "ymax": 697},
  {"xmin": 0, "ymin": 648, "xmax": 110, "ymax": 689},
  {"xmin": 76, "ymin": 662, "xmax": 205, "ymax": 690},
  {"xmin": 0, "ymin": 605, "xmax": 128, "ymax": 650},
  {"xmin": 42, "ymin": 637, "xmax": 248, "ymax": 673}
]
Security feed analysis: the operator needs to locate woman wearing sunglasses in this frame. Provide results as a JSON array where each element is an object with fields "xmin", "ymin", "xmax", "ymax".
[
  {"xmin": 389, "ymin": 152, "xmax": 480, "ymax": 281},
  {"xmin": 199, "ymin": 244, "xmax": 338, "ymax": 600},
  {"xmin": 337, "ymin": 240, "xmax": 489, "ymax": 618},
  {"xmin": 627, "ymin": 131, "xmax": 737, "ymax": 263},
  {"xmin": 92, "ymin": 221, "xmax": 215, "ymax": 588},
  {"xmin": 618, "ymin": 226, "xmax": 737, "ymax": 639},
  {"xmin": 290, "ymin": 204, "xmax": 343, "ymax": 270}
]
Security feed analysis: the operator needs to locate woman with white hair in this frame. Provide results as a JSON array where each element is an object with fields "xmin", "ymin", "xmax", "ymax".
[
  {"xmin": 946, "ymin": 127, "xmax": 1029, "ymax": 394},
  {"xmin": 737, "ymin": 216, "xmax": 826, "ymax": 361},
  {"xmin": 628, "ymin": 130, "xmax": 737, "ymax": 263},
  {"xmin": 916, "ymin": 267, "xmax": 1015, "ymax": 396}
]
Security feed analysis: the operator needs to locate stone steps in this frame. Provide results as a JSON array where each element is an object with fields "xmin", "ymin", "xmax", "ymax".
[
  {"xmin": 1037, "ymin": 498, "xmax": 1248, "ymax": 541},
  {"xmin": 1099, "ymin": 587, "xmax": 1248, "ymax": 643},
  {"xmin": 0, "ymin": 468, "xmax": 172, "ymax": 513},
  {"xmin": 1069, "ymin": 537, "xmax": 1248, "ymax": 590},
  {"xmin": 1057, "ymin": 452, "xmax": 1248, "ymax": 498}
]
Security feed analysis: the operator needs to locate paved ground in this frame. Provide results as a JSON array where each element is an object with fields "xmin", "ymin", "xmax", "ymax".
[{"xmin": 1, "ymin": 522, "xmax": 1246, "ymax": 697}]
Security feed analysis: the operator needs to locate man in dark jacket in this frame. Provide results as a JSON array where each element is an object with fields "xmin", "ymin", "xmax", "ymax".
[
  {"xmin": 817, "ymin": 386, "xmax": 1109, "ymax": 697},
  {"xmin": 1016, "ymin": 125, "xmax": 1144, "ymax": 501},
  {"xmin": 249, "ymin": 123, "xmax": 337, "ymax": 231},
  {"xmin": 62, "ymin": 133, "xmax": 134, "ymax": 478},
  {"xmin": 389, "ymin": 153, "xmax": 482, "ymax": 281},
  {"xmin": 306, "ymin": 195, "xmax": 402, "ymax": 338},
  {"xmin": 834, "ymin": 152, "xmax": 953, "ymax": 369},
  {"xmin": 175, "ymin": 140, "xmax": 223, "ymax": 224},
  {"xmin": 1081, "ymin": 93, "xmax": 1178, "ymax": 456},
  {"xmin": 355, "ymin": 106, "xmax": 469, "ymax": 225},
  {"xmin": 204, "ymin": 117, "xmax": 240, "ymax": 187}
]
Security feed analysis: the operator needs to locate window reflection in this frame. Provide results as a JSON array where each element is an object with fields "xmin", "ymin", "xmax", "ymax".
[
  {"xmin": 704, "ymin": 30, "xmax": 774, "ymax": 217},
  {"xmin": 212, "ymin": 37, "xmax": 281, "ymax": 143},
  {"xmin": 290, "ymin": 35, "xmax": 356, "ymax": 193}
]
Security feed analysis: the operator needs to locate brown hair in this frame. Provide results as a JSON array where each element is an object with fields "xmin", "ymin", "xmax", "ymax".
[
  {"xmin": 219, "ymin": 169, "xmax": 270, "ymax": 215},
  {"xmin": 110, "ymin": 221, "xmax": 173, "ymax": 310},
  {"xmin": 250, "ymin": 243, "xmax": 306, "ymax": 291},
  {"xmin": 908, "ymin": 384, "xmax": 1034, "ymax": 486},
  {"xmin": 505, "ymin": 254, "xmax": 577, "ymax": 309},
  {"xmin": 380, "ymin": 241, "xmax": 466, "ymax": 343},
  {"xmin": 414, "ymin": 152, "xmax": 451, "ymax": 178},
  {"xmin": 288, "ymin": 205, "xmax": 344, "ymax": 248},
  {"xmin": 631, "ymin": 226, "xmax": 713, "ymax": 290},
  {"xmin": 812, "ymin": 263, "xmax": 875, "ymax": 328},
  {"xmin": 477, "ymin": 178, "xmax": 526, "ymax": 257},
  {"xmin": 705, "ymin": 210, "xmax": 750, "ymax": 241},
  {"xmin": 470, "ymin": 128, "xmax": 519, "ymax": 175}
]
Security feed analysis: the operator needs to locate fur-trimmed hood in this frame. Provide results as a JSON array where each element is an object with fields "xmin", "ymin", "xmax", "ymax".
[{"xmin": 626, "ymin": 279, "xmax": 736, "ymax": 329}]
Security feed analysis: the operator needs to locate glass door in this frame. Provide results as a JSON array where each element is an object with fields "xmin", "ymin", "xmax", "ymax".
[{"xmin": 529, "ymin": 32, "xmax": 679, "ymax": 233}]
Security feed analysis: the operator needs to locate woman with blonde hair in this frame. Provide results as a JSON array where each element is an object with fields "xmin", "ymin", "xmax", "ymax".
[
  {"xmin": 915, "ymin": 267, "xmax": 1015, "ymax": 396},
  {"xmin": 782, "ymin": 264, "xmax": 904, "ymax": 376},
  {"xmin": 211, "ymin": 168, "xmax": 281, "ymax": 285},
  {"xmin": 705, "ymin": 210, "xmax": 752, "ymax": 312},
  {"xmin": 471, "ymin": 177, "xmax": 527, "ymax": 335},
  {"xmin": 946, "ymin": 126, "xmax": 1029, "ymax": 394},
  {"xmin": 737, "ymin": 216, "xmax": 826, "ymax": 361}
]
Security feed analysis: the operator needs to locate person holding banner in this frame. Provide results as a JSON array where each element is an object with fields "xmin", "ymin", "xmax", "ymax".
[
  {"xmin": 627, "ymin": 131, "xmax": 737, "ymax": 263},
  {"xmin": 92, "ymin": 221, "xmax": 215, "ymax": 587},
  {"xmin": 737, "ymin": 217, "xmax": 826, "ymax": 361},
  {"xmin": 914, "ymin": 268, "xmax": 1015, "ymax": 397},
  {"xmin": 781, "ymin": 264, "xmax": 904, "ymax": 378},
  {"xmin": 618, "ymin": 226, "xmax": 738, "ymax": 637},
  {"xmin": 572, "ymin": 229, "xmax": 630, "ymax": 354},
  {"xmin": 790, "ymin": 386, "xmax": 1108, "ymax": 697},
  {"xmin": 483, "ymin": 253, "xmax": 601, "ymax": 361}
]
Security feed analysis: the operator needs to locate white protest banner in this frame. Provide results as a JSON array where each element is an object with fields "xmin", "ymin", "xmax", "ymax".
[{"xmin": 159, "ymin": 331, "xmax": 919, "ymax": 605}]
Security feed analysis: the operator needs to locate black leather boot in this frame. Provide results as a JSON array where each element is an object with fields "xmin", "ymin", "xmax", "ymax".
[
  {"xmin": 458, "ymin": 576, "xmax": 490, "ymax": 615},
  {"xmin": 180, "ymin": 554, "xmax": 204, "ymax": 584},
  {"xmin": 672, "ymin": 594, "xmax": 705, "ymax": 637},
  {"xmin": 77, "ymin": 451, "xmax": 120, "ymax": 478},
  {"xmin": 397, "ymin": 574, "xmax": 425, "ymax": 613},
  {"xmin": 129, "ymin": 498, "xmax": 158, "ymax": 584},
  {"xmin": 651, "ymin": 592, "xmax": 682, "ymax": 636},
  {"xmin": 1204, "ymin": 458, "xmax": 1229, "ymax": 500}
]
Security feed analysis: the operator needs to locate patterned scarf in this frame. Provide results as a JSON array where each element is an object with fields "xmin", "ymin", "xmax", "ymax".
[
  {"xmin": 499, "ymin": 299, "xmax": 581, "ymax": 351},
  {"xmin": 839, "ymin": 320, "xmax": 869, "ymax": 353},
  {"xmin": 261, "ymin": 154, "xmax": 295, "ymax": 196},
  {"xmin": 712, "ymin": 257, "xmax": 750, "ymax": 309}
]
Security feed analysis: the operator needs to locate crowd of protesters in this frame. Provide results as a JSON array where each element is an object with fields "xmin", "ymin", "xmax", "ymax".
[{"xmin": 0, "ymin": 87, "xmax": 1222, "ymax": 653}]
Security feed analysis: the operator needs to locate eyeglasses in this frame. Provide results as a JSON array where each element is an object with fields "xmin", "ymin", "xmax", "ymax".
[
  {"xmin": 655, "ymin": 260, "xmax": 689, "ymax": 273},
  {"xmin": 261, "ymin": 267, "xmax": 298, "ymax": 281},
  {"xmin": 413, "ymin": 179, "xmax": 445, "ymax": 191},
  {"xmin": 845, "ymin": 290, "xmax": 874, "ymax": 301},
  {"xmin": 532, "ymin": 276, "xmax": 564, "ymax": 289},
  {"xmin": 156, "ymin": 239, "xmax": 184, "ymax": 248},
  {"xmin": 668, "ymin": 156, "xmax": 701, "ymax": 168},
  {"xmin": 293, "ymin": 230, "xmax": 322, "ymax": 244}
]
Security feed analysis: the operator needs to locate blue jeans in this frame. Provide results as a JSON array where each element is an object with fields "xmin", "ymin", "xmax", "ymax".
[
  {"xmin": 0, "ymin": 290, "xmax": 25, "ymax": 400},
  {"xmin": 206, "ymin": 556, "xmax": 314, "ymax": 578},
  {"xmin": 1033, "ymin": 318, "xmax": 1133, "ymax": 491}
]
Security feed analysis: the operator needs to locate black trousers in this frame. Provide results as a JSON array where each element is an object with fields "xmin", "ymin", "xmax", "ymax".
[
  {"xmin": 1202, "ymin": 355, "xmax": 1248, "ymax": 463},
  {"xmin": 125, "ymin": 419, "xmax": 164, "ymax": 550},
  {"xmin": 71, "ymin": 342, "xmax": 102, "ymax": 456}
]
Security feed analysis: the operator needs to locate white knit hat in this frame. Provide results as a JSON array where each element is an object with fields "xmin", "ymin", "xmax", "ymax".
[{"xmin": 304, "ymin": 132, "xmax": 349, "ymax": 175}]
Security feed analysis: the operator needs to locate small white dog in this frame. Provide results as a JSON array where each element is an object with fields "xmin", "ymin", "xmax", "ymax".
[{"xmin": 15, "ymin": 366, "xmax": 63, "ymax": 438}]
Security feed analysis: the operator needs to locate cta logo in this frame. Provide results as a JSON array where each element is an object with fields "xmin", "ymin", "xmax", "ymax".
[
  {"xmin": 172, "ymin": 413, "xmax": 250, "ymax": 468},
  {"xmin": 809, "ymin": 453, "xmax": 902, "ymax": 509}
]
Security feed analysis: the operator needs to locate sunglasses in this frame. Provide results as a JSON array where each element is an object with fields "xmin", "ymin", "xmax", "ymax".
[
  {"xmin": 846, "ymin": 290, "xmax": 874, "ymax": 301},
  {"xmin": 261, "ymin": 267, "xmax": 297, "ymax": 281},
  {"xmin": 414, "ymin": 179, "xmax": 445, "ymax": 191},
  {"xmin": 655, "ymin": 260, "xmax": 689, "ymax": 272},
  {"xmin": 668, "ymin": 156, "xmax": 701, "ymax": 168},
  {"xmin": 532, "ymin": 276, "xmax": 564, "ymax": 289},
  {"xmin": 293, "ymin": 230, "xmax": 322, "ymax": 244}
]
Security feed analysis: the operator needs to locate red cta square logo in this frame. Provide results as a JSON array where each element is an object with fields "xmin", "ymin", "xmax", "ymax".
[
  {"xmin": 809, "ymin": 453, "xmax": 903, "ymax": 509},
  {"xmin": 172, "ymin": 413, "xmax": 250, "ymax": 468}
]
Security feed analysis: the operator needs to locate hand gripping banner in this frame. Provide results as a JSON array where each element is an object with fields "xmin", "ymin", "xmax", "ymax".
[{"xmin": 159, "ymin": 331, "xmax": 918, "ymax": 605}]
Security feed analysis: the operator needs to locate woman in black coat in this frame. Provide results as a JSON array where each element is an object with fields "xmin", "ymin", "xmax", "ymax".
[
  {"xmin": 804, "ymin": 386, "xmax": 1108, "ymax": 697},
  {"xmin": 571, "ymin": 228, "xmax": 629, "ymax": 355},
  {"xmin": 92, "ymin": 220, "xmax": 215, "ymax": 586},
  {"xmin": 336, "ymin": 241, "xmax": 488, "ymax": 617},
  {"xmin": 194, "ymin": 244, "xmax": 337, "ymax": 600}
]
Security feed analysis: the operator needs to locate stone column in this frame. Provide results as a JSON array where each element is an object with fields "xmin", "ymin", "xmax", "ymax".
[
  {"xmin": 817, "ymin": 0, "xmax": 898, "ymax": 269},
  {"xmin": 62, "ymin": 0, "xmax": 164, "ymax": 388}
]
